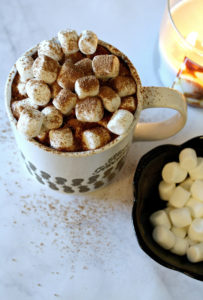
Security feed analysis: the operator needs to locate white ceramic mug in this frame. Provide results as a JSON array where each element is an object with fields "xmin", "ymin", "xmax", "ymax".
[{"xmin": 5, "ymin": 40, "xmax": 187, "ymax": 193}]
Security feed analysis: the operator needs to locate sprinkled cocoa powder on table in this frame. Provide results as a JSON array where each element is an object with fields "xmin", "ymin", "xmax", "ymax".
[{"xmin": 18, "ymin": 190, "xmax": 123, "ymax": 270}]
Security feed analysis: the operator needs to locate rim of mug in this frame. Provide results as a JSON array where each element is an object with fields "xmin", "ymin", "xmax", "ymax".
[
  {"xmin": 5, "ymin": 39, "xmax": 143, "ymax": 158},
  {"xmin": 167, "ymin": 0, "xmax": 203, "ymax": 58}
]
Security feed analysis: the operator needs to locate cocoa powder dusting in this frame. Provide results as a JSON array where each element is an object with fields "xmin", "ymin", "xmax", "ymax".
[
  {"xmin": 93, "ymin": 55, "xmax": 115, "ymax": 76},
  {"xmin": 51, "ymin": 81, "xmax": 62, "ymax": 98},
  {"xmin": 75, "ymin": 58, "xmax": 93, "ymax": 75},
  {"xmin": 76, "ymin": 97, "xmax": 102, "ymax": 115},
  {"xmin": 66, "ymin": 51, "xmax": 84, "ymax": 63},
  {"xmin": 18, "ymin": 191, "xmax": 125, "ymax": 273},
  {"xmin": 40, "ymin": 55, "xmax": 59, "ymax": 73},
  {"xmin": 120, "ymin": 96, "xmax": 138, "ymax": 112},
  {"xmin": 11, "ymin": 73, "xmax": 27, "ymax": 101},
  {"xmin": 57, "ymin": 60, "xmax": 84, "ymax": 90},
  {"xmin": 99, "ymin": 86, "xmax": 117, "ymax": 100},
  {"xmin": 77, "ymin": 75, "xmax": 99, "ymax": 92},
  {"xmin": 11, "ymin": 38, "xmax": 138, "ymax": 152},
  {"xmin": 54, "ymin": 89, "xmax": 76, "ymax": 107}
]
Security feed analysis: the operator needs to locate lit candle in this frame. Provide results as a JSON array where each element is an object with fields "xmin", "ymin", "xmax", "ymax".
[
  {"xmin": 172, "ymin": 57, "xmax": 203, "ymax": 107},
  {"xmin": 158, "ymin": 0, "xmax": 203, "ymax": 88}
]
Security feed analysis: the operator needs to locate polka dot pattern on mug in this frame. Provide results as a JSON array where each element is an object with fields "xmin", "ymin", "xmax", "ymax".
[{"xmin": 20, "ymin": 145, "xmax": 129, "ymax": 193}]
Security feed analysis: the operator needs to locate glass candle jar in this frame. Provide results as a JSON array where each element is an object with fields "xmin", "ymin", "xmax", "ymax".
[{"xmin": 158, "ymin": 0, "xmax": 203, "ymax": 107}]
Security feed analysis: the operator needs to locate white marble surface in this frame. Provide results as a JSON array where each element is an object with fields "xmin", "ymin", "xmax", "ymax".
[{"xmin": 0, "ymin": 0, "xmax": 203, "ymax": 299}]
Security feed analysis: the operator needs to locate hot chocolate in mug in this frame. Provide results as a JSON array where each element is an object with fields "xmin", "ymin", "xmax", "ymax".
[{"xmin": 5, "ymin": 39, "xmax": 187, "ymax": 193}]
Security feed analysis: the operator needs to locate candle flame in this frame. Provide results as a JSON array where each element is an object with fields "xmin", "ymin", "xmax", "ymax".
[{"xmin": 186, "ymin": 32, "xmax": 199, "ymax": 47}]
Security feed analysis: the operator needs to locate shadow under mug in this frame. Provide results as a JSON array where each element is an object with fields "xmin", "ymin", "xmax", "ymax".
[{"xmin": 5, "ymin": 40, "xmax": 187, "ymax": 194}]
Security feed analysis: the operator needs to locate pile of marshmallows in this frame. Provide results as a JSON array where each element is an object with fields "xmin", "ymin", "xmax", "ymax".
[
  {"xmin": 150, "ymin": 148, "xmax": 203, "ymax": 263},
  {"xmin": 12, "ymin": 29, "xmax": 137, "ymax": 151}
]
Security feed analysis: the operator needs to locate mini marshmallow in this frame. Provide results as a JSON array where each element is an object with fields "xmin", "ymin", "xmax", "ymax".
[
  {"xmin": 17, "ymin": 108, "xmax": 43, "ymax": 138},
  {"xmin": 38, "ymin": 39, "xmax": 63, "ymax": 61},
  {"xmin": 33, "ymin": 55, "xmax": 59, "ymax": 84},
  {"xmin": 16, "ymin": 55, "xmax": 34, "ymax": 82},
  {"xmin": 65, "ymin": 51, "xmax": 84, "ymax": 63},
  {"xmin": 41, "ymin": 105, "xmax": 63, "ymax": 130},
  {"xmin": 50, "ymin": 81, "xmax": 62, "ymax": 98},
  {"xmin": 170, "ymin": 237, "xmax": 188, "ymax": 256},
  {"xmin": 12, "ymin": 98, "xmax": 38, "ymax": 119},
  {"xmin": 75, "ymin": 58, "xmax": 93, "ymax": 75},
  {"xmin": 171, "ymin": 226, "xmax": 187, "ymax": 239},
  {"xmin": 110, "ymin": 76, "xmax": 136, "ymax": 97},
  {"xmin": 17, "ymin": 82, "xmax": 27, "ymax": 96},
  {"xmin": 53, "ymin": 89, "xmax": 77, "ymax": 115},
  {"xmin": 189, "ymin": 157, "xmax": 203, "ymax": 180},
  {"xmin": 107, "ymin": 109, "xmax": 134, "ymax": 135},
  {"xmin": 169, "ymin": 186, "xmax": 190, "ymax": 208},
  {"xmin": 75, "ymin": 97, "xmax": 104, "ymax": 122},
  {"xmin": 149, "ymin": 210, "xmax": 171, "ymax": 229},
  {"xmin": 78, "ymin": 30, "xmax": 98, "ymax": 55},
  {"xmin": 179, "ymin": 148, "xmax": 198, "ymax": 171},
  {"xmin": 187, "ymin": 243, "xmax": 203, "ymax": 263},
  {"xmin": 188, "ymin": 219, "xmax": 203, "ymax": 242},
  {"xmin": 186, "ymin": 237, "xmax": 198, "ymax": 247},
  {"xmin": 37, "ymin": 125, "xmax": 48, "ymax": 143},
  {"xmin": 57, "ymin": 60, "xmax": 84, "ymax": 90},
  {"xmin": 191, "ymin": 180, "xmax": 203, "ymax": 202},
  {"xmin": 179, "ymin": 177, "xmax": 194, "ymax": 191},
  {"xmin": 99, "ymin": 86, "xmax": 121, "ymax": 112},
  {"xmin": 158, "ymin": 181, "xmax": 175, "ymax": 201},
  {"xmin": 58, "ymin": 29, "xmax": 79, "ymax": 55},
  {"xmin": 119, "ymin": 96, "xmax": 137, "ymax": 113},
  {"xmin": 186, "ymin": 197, "xmax": 203, "ymax": 218},
  {"xmin": 92, "ymin": 55, "xmax": 120, "ymax": 79},
  {"xmin": 26, "ymin": 79, "xmax": 51, "ymax": 106},
  {"xmin": 82, "ymin": 127, "xmax": 111, "ymax": 150},
  {"xmin": 164, "ymin": 206, "xmax": 174, "ymax": 215},
  {"xmin": 169, "ymin": 207, "xmax": 192, "ymax": 228},
  {"xmin": 152, "ymin": 226, "xmax": 175, "ymax": 250},
  {"xmin": 162, "ymin": 162, "xmax": 187, "ymax": 184},
  {"xmin": 75, "ymin": 75, "xmax": 99, "ymax": 99},
  {"xmin": 49, "ymin": 128, "xmax": 74, "ymax": 151}
]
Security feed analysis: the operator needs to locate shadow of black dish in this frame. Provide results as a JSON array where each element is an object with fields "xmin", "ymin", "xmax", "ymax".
[{"xmin": 132, "ymin": 136, "xmax": 203, "ymax": 281}]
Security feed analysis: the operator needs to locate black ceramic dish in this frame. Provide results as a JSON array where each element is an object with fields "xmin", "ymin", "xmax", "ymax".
[{"xmin": 132, "ymin": 136, "xmax": 203, "ymax": 281}]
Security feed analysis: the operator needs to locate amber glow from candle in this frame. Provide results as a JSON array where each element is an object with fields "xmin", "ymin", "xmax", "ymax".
[
  {"xmin": 186, "ymin": 32, "xmax": 203, "ymax": 52},
  {"xmin": 158, "ymin": 0, "xmax": 203, "ymax": 87}
]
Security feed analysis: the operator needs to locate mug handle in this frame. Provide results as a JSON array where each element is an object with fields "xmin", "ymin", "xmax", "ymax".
[{"xmin": 134, "ymin": 86, "xmax": 187, "ymax": 141}]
